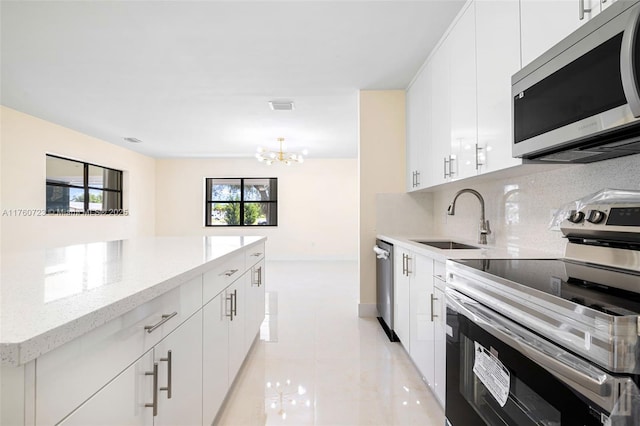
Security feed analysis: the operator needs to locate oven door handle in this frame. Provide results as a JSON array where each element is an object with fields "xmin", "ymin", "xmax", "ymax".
[{"xmin": 447, "ymin": 289, "xmax": 614, "ymax": 398}]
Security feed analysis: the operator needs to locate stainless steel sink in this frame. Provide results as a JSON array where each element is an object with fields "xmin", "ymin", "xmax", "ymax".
[{"xmin": 411, "ymin": 240, "xmax": 480, "ymax": 250}]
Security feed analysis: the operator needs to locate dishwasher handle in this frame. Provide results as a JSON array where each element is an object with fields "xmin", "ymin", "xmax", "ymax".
[{"xmin": 373, "ymin": 245, "xmax": 390, "ymax": 260}]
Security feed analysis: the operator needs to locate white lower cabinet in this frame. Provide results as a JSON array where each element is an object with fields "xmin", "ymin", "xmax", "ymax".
[
  {"xmin": 61, "ymin": 310, "xmax": 203, "ymax": 426},
  {"xmin": 59, "ymin": 352, "xmax": 154, "ymax": 426},
  {"xmin": 202, "ymin": 293, "xmax": 230, "ymax": 425},
  {"xmin": 394, "ymin": 248, "xmax": 412, "ymax": 350},
  {"xmin": 409, "ymin": 255, "xmax": 435, "ymax": 385},
  {"xmin": 433, "ymin": 276, "xmax": 447, "ymax": 407},
  {"xmin": 154, "ymin": 311, "xmax": 203, "ymax": 426},
  {"xmin": 395, "ymin": 251, "xmax": 447, "ymax": 408},
  {"xmin": 227, "ymin": 275, "xmax": 247, "ymax": 383},
  {"xmin": 245, "ymin": 260, "xmax": 266, "ymax": 353}
]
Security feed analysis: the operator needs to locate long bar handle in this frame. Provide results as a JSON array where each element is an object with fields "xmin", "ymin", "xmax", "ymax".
[
  {"xmin": 225, "ymin": 292, "xmax": 234, "ymax": 321},
  {"xmin": 252, "ymin": 266, "xmax": 262, "ymax": 286},
  {"xmin": 430, "ymin": 294, "xmax": 438, "ymax": 322},
  {"xmin": 232, "ymin": 289, "xmax": 238, "ymax": 318},
  {"xmin": 145, "ymin": 312, "xmax": 178, "ymax": 334},
  {"xmin": 621, "ymin": 3, "xmax": 640, "ymax": 116},
  {"xmin": 443, "ymin": 157, "xmax": 450, "ymax": 178},
  {"xmin": 475, "ymin": 144, "xmax": 484, "ymax": 170},
  {"xmin": 145, "ymin": 363, "xmax": 159, "ymax": 416},
  {"xmin": 579, "ymin": 0, "xmax": 592, "ymax": 20},
  {"xmin": 160, "ymin": 350, "xmax": 172, "ymax": 399}
]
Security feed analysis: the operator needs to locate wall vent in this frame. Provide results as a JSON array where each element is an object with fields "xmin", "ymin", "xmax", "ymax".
[{"xmin": 268, "ymin": 100, "xmax": 295, "ymax": 111}]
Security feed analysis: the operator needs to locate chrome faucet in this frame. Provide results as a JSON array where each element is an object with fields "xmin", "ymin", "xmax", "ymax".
[{"xmin": 447, "ymin": 188, "xmax": 492, "ymax": 245}]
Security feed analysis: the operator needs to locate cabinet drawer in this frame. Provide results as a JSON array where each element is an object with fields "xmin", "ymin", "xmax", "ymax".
[
  {"xmin": 36, "ymin": 276, "xmax": 202, "ymax": 425},
  {"xmin": 433, "ymin": 261, "xmax": 446, "ymax": 282},
  {"xmin": 203, "ymin": 252, "xmax": 245, "ymax": 303},
  {"xmin": 245, "ymin": 242, "xmax": 265, "ymax": 267}
]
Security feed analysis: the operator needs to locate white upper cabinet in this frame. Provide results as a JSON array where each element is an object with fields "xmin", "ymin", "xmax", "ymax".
[
  {"xmin": 520, "ymin": 0, "xmax": 602, "ymax": 68},
  {"xmin": 449, "ymin": 2, "xmax": 478, "ymax": 181},
  {"xmin": 428, "ymin": 41, "xmax": 451, "ymax": 186},
  {"xmin": 476, "ymin": 0, "xmax": 522, "ymax": 173},
  {"xmin": 406, "ymin": 63, "xmax": 431, "ymax": 191}
]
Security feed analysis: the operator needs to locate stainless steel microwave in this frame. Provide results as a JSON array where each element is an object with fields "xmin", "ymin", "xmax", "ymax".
[{"xmin": 512, "ymin": 0, "xmax": 640, "ymax": 163}]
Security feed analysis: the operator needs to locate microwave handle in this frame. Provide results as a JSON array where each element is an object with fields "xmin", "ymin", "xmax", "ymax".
[
  {"xmin": 446, "ymin": 289, "xmax": 614, "ymax": 398},
  {"xmin": 621, "ymin": 3, "xmax": 640, "ymax": 117}
]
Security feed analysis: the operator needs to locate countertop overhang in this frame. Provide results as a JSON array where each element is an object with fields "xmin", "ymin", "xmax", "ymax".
[{"xmin": 0, "ymin": 236, "xmax": 266, "ymax": 366}]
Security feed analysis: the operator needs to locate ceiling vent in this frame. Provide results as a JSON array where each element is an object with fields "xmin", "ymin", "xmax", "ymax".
[{"xmin": 268, "ymin": 100, "xmax": 295, "ymax": 111}]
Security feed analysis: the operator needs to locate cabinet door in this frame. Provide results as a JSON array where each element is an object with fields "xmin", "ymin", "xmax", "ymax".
[
  {"xmin": 429, "ymin": 41, "xmax": 452, "ymax": 186},
  {"xmin": 476, "ymin": 0, "xmax": 522, "ymax": 174},
  {"xmin": 409, "ymin": 255, "xmax": 435, "ymax": 385},
  {"xmin": 154, "ymin": 311, "xmax": 203, "ymax": 426},
  {"xmin": 521, "ymin": 0, "xmax": 595, "ymax": 68},
  {"xmin": 406, "ymin": 64, "xmax": 430, "ymax": 191},
  {"xmin": 449, "ymin": 2, "xmax": 478, "ymax": 181},
  {"xmin": 59, "ymin": 351, "xmax": 154, "ymax": 426},
  {"xmin": 433, "ymin": 283, "xmax": 447, "ymax": 408},
  {"xmin": 393, "ymin": 249, "xmax": 411, "ymax": 350},
  {"xmin": 245, "ymin": 259, "xmax": 266, "ymax": 352},
  {"xmin": 227, "ymin": 274, "xmax": 247, "ymax": 382},
  {"xmin": 202, "ymin": 293, "xmax": 229, "ymax": 425}
]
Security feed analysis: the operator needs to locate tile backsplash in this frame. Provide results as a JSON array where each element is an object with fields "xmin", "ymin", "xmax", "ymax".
[{"xmin": 388, "ymin": 154, "xmax": 640, "ymax": 255}]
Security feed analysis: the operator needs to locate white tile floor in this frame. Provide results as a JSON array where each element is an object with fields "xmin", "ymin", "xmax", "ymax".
[{"xmin": 216, "ymin": 261, "xmax": 445, "ymax": 426}]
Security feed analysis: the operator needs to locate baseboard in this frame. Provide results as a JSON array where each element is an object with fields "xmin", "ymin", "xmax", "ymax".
[{"xmin": 358, "ymin": 303, "xmax": 377, "ymax": 318}]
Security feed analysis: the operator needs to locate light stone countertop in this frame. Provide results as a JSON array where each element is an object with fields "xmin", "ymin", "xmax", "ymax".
[
  {"xmin": 0, "ymin": 236, "xmax": 266, "ymax": 367},
  {"xmin": 377, "ymin": 234, "xmax": 560, "ymax": 262}
]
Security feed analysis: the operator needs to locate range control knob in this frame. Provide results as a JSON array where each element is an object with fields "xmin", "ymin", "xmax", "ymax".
[
  {"xmin": 587, "ymin": 210, "xmax": 606, "ymax": 224},
  {"xmin": 568, "ymin": 211, "xmax": 585, "ymax": 223}
]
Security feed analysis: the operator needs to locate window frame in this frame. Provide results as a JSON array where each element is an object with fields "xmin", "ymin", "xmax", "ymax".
[
  {"xmin": 204, "ymin": 177, "xmax": 278, "ymax": 227},
  {"xmin": 46, "ymin": 154, "xmax": 124, "ymax": 215}
]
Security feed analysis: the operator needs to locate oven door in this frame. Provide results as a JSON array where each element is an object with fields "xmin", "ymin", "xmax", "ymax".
[{"xmin": 445, "ymin": 288, "xmax": 636, "ymax": 426}]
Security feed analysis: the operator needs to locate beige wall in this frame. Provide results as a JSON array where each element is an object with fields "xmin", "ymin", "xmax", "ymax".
[
  {"xmin": 155, "ymin": 157, "xmax": 358, "ymax": 261},
  {"xmin": 0, "ymin": 107, "xmax": 156, "ymax": 251},
  {"xmin": 359, "ymin": 90, "xmax": 407, "ymax": 315}
]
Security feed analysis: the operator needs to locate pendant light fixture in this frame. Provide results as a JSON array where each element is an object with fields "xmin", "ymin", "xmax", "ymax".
[{"xmin": 256, "ymin": 138, "xmax": 305, "ymax": 166}]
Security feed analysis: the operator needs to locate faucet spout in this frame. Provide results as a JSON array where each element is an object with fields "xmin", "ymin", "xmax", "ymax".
[{"xmin": 447, "ymin": 188, "xmax": 491, "ymax": 245}]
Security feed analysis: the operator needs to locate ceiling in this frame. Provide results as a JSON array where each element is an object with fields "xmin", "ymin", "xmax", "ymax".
[{"xmin": 1, "ymin": 0, "xmax": 465, "ymax": 159}]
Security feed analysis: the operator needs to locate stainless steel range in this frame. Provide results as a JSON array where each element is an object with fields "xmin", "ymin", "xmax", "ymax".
[{"xmin": 445, "ymin": 202, "xmax": 640, "ymax": 426}]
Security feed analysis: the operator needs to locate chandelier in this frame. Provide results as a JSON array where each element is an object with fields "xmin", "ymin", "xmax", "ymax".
[{"xmin": 256, "ymin": 138, "xmax": 305, "ymax": 165}]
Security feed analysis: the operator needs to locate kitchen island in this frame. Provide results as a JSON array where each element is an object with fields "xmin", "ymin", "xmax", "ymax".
[{"xmin": 1, "ymin": 236, "xmax": 266, "ymax": 425}]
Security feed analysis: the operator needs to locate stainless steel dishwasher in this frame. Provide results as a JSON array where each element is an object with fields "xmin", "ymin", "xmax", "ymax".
[{"xmin": 374, "ymin": 239, "xmax": 397, "ymax": 341}]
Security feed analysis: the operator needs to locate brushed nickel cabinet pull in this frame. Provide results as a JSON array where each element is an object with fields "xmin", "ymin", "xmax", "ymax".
[
  {"xmin": 252, "ymin": 266, "xmax": 263, "ymax": 286},
  {"xmin": 160, "ymin": 350, "xmax": 172, "ymax": 399},
  {"xmin": 251, "ymin": 252, "xmax": 263, "ymax": 257},
  {"xmin": 226, "ymin": 292, "xmax": 234, "ymax": 321},
  {"xmin": 222, "ymin": 269, "xmax": 239, "ymax": 277},
  {"xmin": 232, "ymin": 289, "xmax": 238, "ymax": 317},
  {"xmin": 145, "ymin": 312, "xmax": 178, "ymax": 334},
  {"xmin": 579, "ymin": 0, "xmax": 592, "ymax": 20},
  {"xmin": 475, "ymin": 144, "xmax": 484, "ymax": 170},
  {"xmin": 430, "ymin": 294, "xmax": 439, "ymax": 321},
  {"xmin": 145, "ymin": 363, "xmax": 159, "ymax": 416}
]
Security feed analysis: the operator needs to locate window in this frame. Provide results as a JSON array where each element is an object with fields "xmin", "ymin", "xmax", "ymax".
[
  {"xmin": 46, "ymin": 155, "xmax": 123, "ymax": 214},
  {"xmin": 205, "ymin": 178, "xmax": 277, "ymax": 226}
]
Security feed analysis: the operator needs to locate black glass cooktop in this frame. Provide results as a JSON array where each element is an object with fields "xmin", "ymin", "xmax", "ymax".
[{"xmin": 452, "ymin": 258, "xmax": 640, "ymax": 316}]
